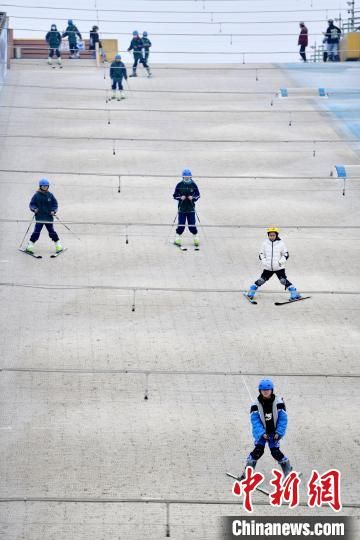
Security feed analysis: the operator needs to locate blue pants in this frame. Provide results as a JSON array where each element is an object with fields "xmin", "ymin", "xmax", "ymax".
[
  {"xmin": 30, "ymin": 222, "xmax": 59, "ymax": 243},
  {"xmin": 133, "ymin": 52, "xmax": 148, "ymax": 70},
  {"xmin": 111, "ymin": 79, "xmax": 124, "ymax": 90},
  {"xmin": 249, "ymin": 434, "xmax": 286, "ymax": 463},
  {"xmin": 49, "ymin": 48, "xmax": 61, "ymax": 58},
  {"xmin": 327, "ymin": 42, "xmax": 339, "ymax": 61},
  {"xmin": 69, "ymin": 42, "xmax": 79, "ymax": 55},
  {"xmin": 176, "ymin": 212, "xmax": 198, "ymax": 235}
]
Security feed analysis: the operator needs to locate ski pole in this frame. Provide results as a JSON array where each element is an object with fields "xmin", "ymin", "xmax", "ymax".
[
  {"xmin": 54, "ymin": 215, "xmax": 81, "ymax": 241},
  {"xmin": 165, "ymin": 212, "xmax": 179, "ymax": 245},
  {"xmin": 195, "ymin": 210, "xmax": 208, "ymax": 242},
  {"xmin": 19, "ymin": 215, "xmax": 35, "ymax": 249}
]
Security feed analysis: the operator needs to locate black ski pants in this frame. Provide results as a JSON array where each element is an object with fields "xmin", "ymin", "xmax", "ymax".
[{"xmin": 255, "ymin": 269, "xmax": 292, "ymax": 289}]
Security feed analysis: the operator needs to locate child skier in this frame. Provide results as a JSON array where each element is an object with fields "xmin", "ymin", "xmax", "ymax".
[
  {"xmin": 110, "ymin": 54, "xmax": 128, "ymax": 100},
  {"xmin": 26, "ymin": 179, "xmax": 63, "ymax": 254},
  {"xmin": 142, "ymin": 31, "xmax": 152, "ymax": 65},
  {"xmin": 238, "ymin": 379, "xmax": 293, "ymax": 480},
  {"xmin": 173, "ymin": 169, "xmax": 200, "ymax": 248},
  {"xmin": 62, "ymin": 19, "xmax": 82, "ymax": 59},
  {"xmin": 246, "ymin": 227, "xmax": 301, "ymax": 301},
  {"xmin": 45, "ymin": 24, "xmax": 62, "ymax": 68},
  {"xmin": 127, "ymin": 31, "xmax": 151, "ymax": 77}
]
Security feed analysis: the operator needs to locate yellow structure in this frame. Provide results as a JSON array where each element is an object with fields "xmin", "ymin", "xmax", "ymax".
[
  {"xmin": 340, "ymin": 32, "xmax": 360, "ymax": 61},
  {"xmin": 98, "ymin": 39, "xmax": 118, "ymax": 63}
]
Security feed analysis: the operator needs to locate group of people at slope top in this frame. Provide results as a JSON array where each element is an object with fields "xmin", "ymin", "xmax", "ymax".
[
  {"xmin": 45, "ymin": 20, "xmax": 102, "ymax": 65},
  {"xmin": 298, "ymin": 19, "xmax": 342, "ymax": 63},
  {"xmin": 46, "ymin": 22, "xmax": 147, "ymax": 66},
  {"xmin": 45, "ymin": 20, "xmax": 82, "ymax": 65},
  {"xmin": 109, "ymin": 31, "xmax": 152, "ymax": 100}
]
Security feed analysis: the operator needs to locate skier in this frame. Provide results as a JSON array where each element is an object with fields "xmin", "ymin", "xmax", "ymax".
[
  {"xmin": 324, "ymin": 19, "xmax": 341, "ymax": 61},
  {"xmin": 237, "ymin": 379, "xmax": 293, "ymax": 480},
  {"xmin": 173, "ymin": 169, "xmax": 200, "ymax": 248},
  {"xmin": 127, "ymin": 31, "xmax": 151, "ymax": 77},
  {"xmin": 62, "ymin": 19, "xmax": 82, "ymax": 59},
  {"xmin": 110, "ymin": 54, "xmax": 128, "ymax": 100},
  {"xmin": 45, "ymin": 24, "xmax": 62, "ymax": 68},
  {"xmin": 142, "ymin": 31, "xmax": 152, "ymax": 65},
  {"xmin": 89, "ymin": 25, "xmax": 102, "ymax": 58},
  {"xmin": 246, "ymin": 227, "xmax": 301, "ymax": 301},
  {"xmin": 25, "ymin": 179, "xmax": 63, "ymax": 255}
]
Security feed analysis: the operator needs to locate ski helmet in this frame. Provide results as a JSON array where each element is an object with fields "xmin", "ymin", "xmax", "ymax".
[
  {"xmin": 182, "ymin": 168, "xmax": 192, "ymax": 178},
  {"xmin": 115, "ymin": 54, "xmax": 122, "ymax": 60},
  {"xmin": 143, "ymin": 31, "xmax": 148, "ymax": 37},
  {"xmin": 68, "ymin": 19, "xmax": 73, "ymax": 25},
  {"xmin": 133, "ymin": 30, "xmax": 139, "ymax": 36},
  {"xmin": 39, "ymin": 178, "xmax": 50, "ymax": 187},
  {"xmin": 51, "ymin": 24, "xmax": 57, "ymax": 31},
  {"xmin": 258, "ymin": 379, "xmax": 274, "ymax": 391},
  {"xmin": 267, "ymin": 226, "xmax": 279, "ymax": 234}
]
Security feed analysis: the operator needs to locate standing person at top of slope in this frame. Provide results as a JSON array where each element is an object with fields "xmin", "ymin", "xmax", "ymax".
[
  {"xmin": 62, "ymin": 19, "xmax": 82, "ymax": 59},
  {"xmin": 324, "ymin": 19, "xmax": 341, "ymax": 61},
  {"xmin": 298, "ymin": 22, "xmax": 308, "ymax": 62},
  {"xmin": 142, "ymin": 31, "xmax": 152, "ymax": 65},
  {"xmin": 89, "ymin": 25, "xmax": 102, "ymax": 58},
  {"xmin": 127, "ymin": 30, "xmax": 151, "ymax": 78},
  {"xmin": 26, "ymin": 179, "xmax": 63, "ymax": 255},
  {"xmin": 173, "ymin": 169, "xmax": 200, "ymax": 248},
  {"xmin": 237, "ymin": 379, "xmax": 293, "ymax": 480},
  {"xmin": 45, "ymin": 24, "xmax": 62, "ymax": 68},
  {"xmin": 246, "ymin": 227, "xmax": 301, "ymax": 301}
]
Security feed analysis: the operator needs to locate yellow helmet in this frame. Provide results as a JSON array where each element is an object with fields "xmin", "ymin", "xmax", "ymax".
[{"xmin": 267, "ymin": 226, "xmax": 280, "ymax": 234}]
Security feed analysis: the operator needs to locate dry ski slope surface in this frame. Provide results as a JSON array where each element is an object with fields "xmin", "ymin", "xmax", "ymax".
[{"xmin": 0, "ymin": 59, "xmax": 359, "ymax": 539}]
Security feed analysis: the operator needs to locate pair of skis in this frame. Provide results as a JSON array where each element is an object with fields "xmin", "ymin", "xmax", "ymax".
[
  {"xmin": 243, "ymin": 293, "xmax": 311, "ymax": 306},
  {"xmin": 174, "ymin": 243, "xmax": 200, "ymax": 252},
  {"xmin": 19, "ymin": 248, "xmax": 67, "ymax": 259}
]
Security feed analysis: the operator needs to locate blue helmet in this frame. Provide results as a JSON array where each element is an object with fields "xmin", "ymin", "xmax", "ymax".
[
  {"xmin": 182, "ymin": 168, "xmax": 192, "ymax": 178},
  {"xmin": 68, "ymin": 19, "xmax": 73, "ymax": 25},
  {"xmin": 133, "ymin": 30, "xmax": 139, "ymax": 36},
  {"xmin": 115, "ymin": 54, "xmax": 121, "ymax": 60},
  {"xmin": 39, "ymin": 178, "xmax": 50, "ymax": 187},
  {"xmin": 143, "ymin": 31, "xmax": 148, "ymax": 37},
  {"xmin": 258, "ymin": 379, "xmax": 274, "ymax": 391}
]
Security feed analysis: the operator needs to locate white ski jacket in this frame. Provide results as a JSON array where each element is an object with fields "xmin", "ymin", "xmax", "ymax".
[{"xmin": 259, "ymin": 238, "xmax": 289, "ymax": 271}]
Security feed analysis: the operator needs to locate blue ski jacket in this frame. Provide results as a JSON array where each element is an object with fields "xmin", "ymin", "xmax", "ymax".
[
  {"xmin": 173, "ymin": 180, "xmax": 200, "ymax": 213},
  {"xmin": 29, "ymin": 190, "xmax": 58, "ymax": 222},
  {"xmin": 250, "ymin": 395, "xmax": 288, "ymax": 442}
]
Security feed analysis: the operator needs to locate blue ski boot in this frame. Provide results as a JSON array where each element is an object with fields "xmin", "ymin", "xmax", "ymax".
[
  {"xmin": 247, "ymin": 284, "xmax": 258, "ymax": 299},
  {"xmin": 279, "ymin": 458, "xmax": 293, "ymax": 477},
  {"xmin": 237, "ymin": 457, "xmax": 257, "ymax": 481},
  {"xmin": 288, "ymin": 286, "xmax": 301, "ymax": 301}
]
